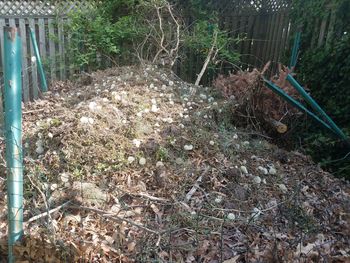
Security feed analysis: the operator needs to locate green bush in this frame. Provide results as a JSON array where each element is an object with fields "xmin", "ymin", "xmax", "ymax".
[
  {"xmin": 65, "ymin": 0, "xmax": 239, "ymax": 80},
  {"xmin": 291, "ymin": 0, "xmax": 350, "ymax": 178}
]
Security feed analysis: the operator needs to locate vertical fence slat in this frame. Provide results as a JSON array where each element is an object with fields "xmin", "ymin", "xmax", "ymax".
[
  {"xmin": 260, "ymin": 15, "xmax": 273, "ymax": 63},
  {"xmin": 279, "ymin": 15, "xmax": 290, "ymax": 63},
  {"xmin": 269, "ymin": 13, "xmax": 279, "ymax": 63},
  {"xmin": 9, "ymin": 18, "xmax": 16, "ymax": 27},
  {"xmin": 250, "ymin": 14, "xmax": 262, "ymax": 67},
  {"xmin": 271, "ymin": 12, "xmax": 285, "ymax": 66},
  {"xmin": 275, "ymin": 13, "xmax": 288, "ymax": 65},
  {"xmin": 38, "ymin": 18, "xmax": 46, "ymax": 73},
  {"xmin": 242, "ymin": 14, "xmax": 254, "ymax": 66},
  {"xmin": 19, "ymin": 19, "xmax": 29, "ymax": 102},
  {"xmin": 58, "ymin": 18, "xmax": 66, "ymax": 80},
  {"xmin": 48, "ymin": 18, "xmax": 56, "ymax": 81},
  {"xmin": 326, "ymin": 8, "xmax": 336, "ymax": 46},
  {"xmin": 318, "ymin": 18, "xmax": 328, "ymax": 47},
  {"xmin": 29, "ymin": 18, "xmax": 39, "ymax": 99},
  {"xmin": 256, "ymin": 13, "xmax": 268, "ymax": 67}
]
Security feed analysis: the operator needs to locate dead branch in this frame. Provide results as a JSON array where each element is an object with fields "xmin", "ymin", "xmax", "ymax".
[
  {"xmin": 27, "ymin": 175, "xmax": 56, "ymax": 240},
  {"xmin": 70, "ymin": 204, "xmax": 160, "ymax": 235},
  {"xmin": 153, "ymin": 6, "xmax": 168, "ymax": 63},
  {"xmin": 195, "ymin": 31, "xmax": 218, "ymax": 86},
  {"xmin": 25, "ymin": 200, "xmax": 71, "ymax": 225},
  {"xmin": 185, "ymin": 175, "xmax": 203, "ymax": 203},
  {"xmin": 185, "ymin": 167, "xmax": 210, "ymax": 203},
  {"xmin": 167, "ymin": 3, "xmax": 180, "ymax": 66}
]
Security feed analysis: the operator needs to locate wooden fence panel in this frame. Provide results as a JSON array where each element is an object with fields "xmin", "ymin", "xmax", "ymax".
[
  {"xmin": 19, "ymin": 19, "xmax": 29, "ymax": 102},
  {"xmin": 48, "ymin": 18, "xmax": 56, "ymax": 81},
  {"xmin": 0, "ymin": 0, "xmax": 341, "ymax": 99},
  {"xmin": 58, "ymin": 18, "xmax": 66, "ymax": 80},
  {"xmin": 0, "ymin": 1, "xmax": 87, "ymax": 101}
]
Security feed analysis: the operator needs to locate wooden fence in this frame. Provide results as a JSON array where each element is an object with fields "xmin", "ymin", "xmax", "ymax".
[
  {"xmin": 0, "ymin": 0, "xmax": 342, "ymax": 102},
  {"xmin": 0, "ymin": 1, "xmax": 84, "ymax": 102},
  {"xmin": 177, "ymin": 0, "xmax": 293, "ymax": 83}
]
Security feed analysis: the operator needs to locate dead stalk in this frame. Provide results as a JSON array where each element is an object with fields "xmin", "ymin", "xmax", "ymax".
[{"xmin": 195, "ymin": 31, "xmax": 218, "ymax": 86}]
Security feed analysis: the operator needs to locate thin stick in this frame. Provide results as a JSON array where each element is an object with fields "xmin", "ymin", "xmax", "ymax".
[
  {"xmin": 70, "ymin": 205, "xmax": 160, "ymax": 235},
  {"xmin": 185, "ymin": 167, "xmax": 210, "ymax": 203},
  {"xmin": 27, "ymin": 175, "xmax": 56, "ymax": 239},
  {"xmin": 25, "ymin": 200, "xmax": 71, "ymax": 224},
  {"xmin": 23, "ymin": 108, "xmax": 45, "ymax": 114},
  {"xmin": 185, "ymin": 175, "xmax": 202, "ymax": 203}
]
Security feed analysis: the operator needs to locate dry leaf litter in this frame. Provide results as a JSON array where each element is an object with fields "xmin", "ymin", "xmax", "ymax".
[{"xmin": 0, "ymin": 65, "xmax": 349, "ymax": 262}]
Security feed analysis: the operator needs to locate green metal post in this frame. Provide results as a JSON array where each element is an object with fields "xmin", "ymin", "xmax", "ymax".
[
  {"xmin": 263, "ymin": 79, "xmax": 337, "ymax": 135},
  {"xmin": 290, "ymin": 32, "xmax": 301, "ymax": 69},
  {"xmin": 4, "ymin": 27, "xmax": 23, "ymax": 263},
  {"xmin": 286, "ymin": 74, "xmax": 348, "ymax": 141},
  {"xmin": 29, "ymin": 27, "xmax": 48, "ymax": 92}
]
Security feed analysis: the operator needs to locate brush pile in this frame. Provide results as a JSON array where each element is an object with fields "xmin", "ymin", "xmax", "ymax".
[
  {"xmin": 0, "ymin": 64, "xmax": 349, "ymax": 262},
  {"xmin": 213, "ymin": 63, "xmax": 302, "ymax": 135}
]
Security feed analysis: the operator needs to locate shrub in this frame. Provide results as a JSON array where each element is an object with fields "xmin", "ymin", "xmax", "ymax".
[{"xmin": 291, "ymin": 0, "xmax": 350, "ymax": 178}]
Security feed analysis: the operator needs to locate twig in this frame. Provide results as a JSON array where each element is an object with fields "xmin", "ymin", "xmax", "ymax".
[
  {"xmin": 235, "ymin": 131, "xmax": 272, "ymax": 139},
  {"xmin": 70, "ymin": 204, "xmax": 160, "ymax": 235},
  {"xmin": 27, "ymin": 175, "xmax": 56, "ymax": 239},
  {"xmin": 138, "ymin": 192, "xmax": 169, "ymax": 202},
  {"xmin": 185, "ymin": 167, "xmax": 210, "ymax": 203},
  {"xmin": 23, "ymin": 108, "xmax": 45, "ymax": 114},
  {"xmin": 25, "ymin": 200, "xmax": 71, "ymax": 225},
  {"xmin": 185, "ymin": 175, "xmax": 202, "ymax": 203}
]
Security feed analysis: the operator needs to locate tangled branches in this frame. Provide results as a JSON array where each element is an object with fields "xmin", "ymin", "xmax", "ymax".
[{"xmin": 213, "ymin": 63, "xmax": 302, "ymax": 135}]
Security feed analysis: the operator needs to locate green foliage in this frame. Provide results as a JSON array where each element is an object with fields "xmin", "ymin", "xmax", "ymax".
[
  {"xmin": 185, "ymin": 21, "xmax": 239, "ymax": 65},
  {"xmin": 291, "ymin": 0, "xmax": 350, "ymax": 178},
  {"xmin": 66, "ymin": 1, "xmax": 148, "ymax": 70},
  {"xmin": 66, "ymin": 0, "xmax": 239, "ymax": 79}
]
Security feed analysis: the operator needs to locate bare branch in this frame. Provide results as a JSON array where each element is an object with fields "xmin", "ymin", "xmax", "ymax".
[
  {"xmin": 167, "ymin": 3, "xmax": 181, "ymax": 66},
  {"xmin": 195, "ymin": 31, "xmax": 218, "ymax": 86}
]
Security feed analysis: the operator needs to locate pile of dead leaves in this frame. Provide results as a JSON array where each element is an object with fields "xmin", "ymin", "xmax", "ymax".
[{"xmin": 0, "ymin": 64, "xmax": 349, "ymax": 262}]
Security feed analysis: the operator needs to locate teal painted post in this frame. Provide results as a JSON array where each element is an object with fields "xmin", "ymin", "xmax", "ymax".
[
  {"xmin": 290, "ymin": 32, "xmax": 301, "ymax": 69},
  {"xmin": 4, "ymin": 27, "xmax": 23, "ymax": 263},
  {"xmin": 29, "ymin": 27, "xmax": 48, "ymax": 92},
  {"xmin": 263, "ymin": 79, "xmax": 336, "ymax": 135},
  {"xmin": 286, "ymin": 74, "xmax": 348, "ymax": 141}
]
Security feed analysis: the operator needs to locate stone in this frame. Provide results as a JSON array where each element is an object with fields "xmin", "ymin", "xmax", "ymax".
[
  {"xmin": 72, "ymin": 182, "xmax": 108, "ymax": 206},
  {"xmin": 240, "ymin": 166, "xmax": 248, "ymax": 174}
]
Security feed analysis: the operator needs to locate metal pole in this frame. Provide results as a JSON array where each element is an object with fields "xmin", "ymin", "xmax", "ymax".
[
  {"xmin": 286, "ymin": 74, "xmax": 348, "ymax": 141},
  {"xmin": 290, "ymin": 32, "xmax": 301, "ymax": 69},
  {"xmin": 263, "ymin": 79, "xmax": 336, "ymax": 135},
  {"xmin": 29, "ymin": 27, "xmax": 48, "ymax": 92},
  {"xmin": 4, "ymin": 27, "xmax": 23, "ymax": 263}
]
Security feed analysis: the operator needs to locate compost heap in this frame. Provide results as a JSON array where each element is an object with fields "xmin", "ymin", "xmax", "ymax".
[{"xmin": 0, "ymin": 65, "xmax": 349, "ymax": 262}]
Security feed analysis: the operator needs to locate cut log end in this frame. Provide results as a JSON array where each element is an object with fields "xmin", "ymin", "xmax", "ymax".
[{"xmin": 269, "ymin": 118, "xmax": 288, "ymax": 134}]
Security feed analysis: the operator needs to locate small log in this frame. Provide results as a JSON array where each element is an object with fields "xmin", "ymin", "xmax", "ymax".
[{"xmin": 269, "ymin": 118, "xmax": 288, "ymax": 133}]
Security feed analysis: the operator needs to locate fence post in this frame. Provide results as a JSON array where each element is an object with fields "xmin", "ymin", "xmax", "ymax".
[
  {"xmin": 29, "ymin": 27, "xmax": 48, "ymax": 92},
  {"xmin": 4, "ymin": 27, "xmax": 23, "ymax": 263}
]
